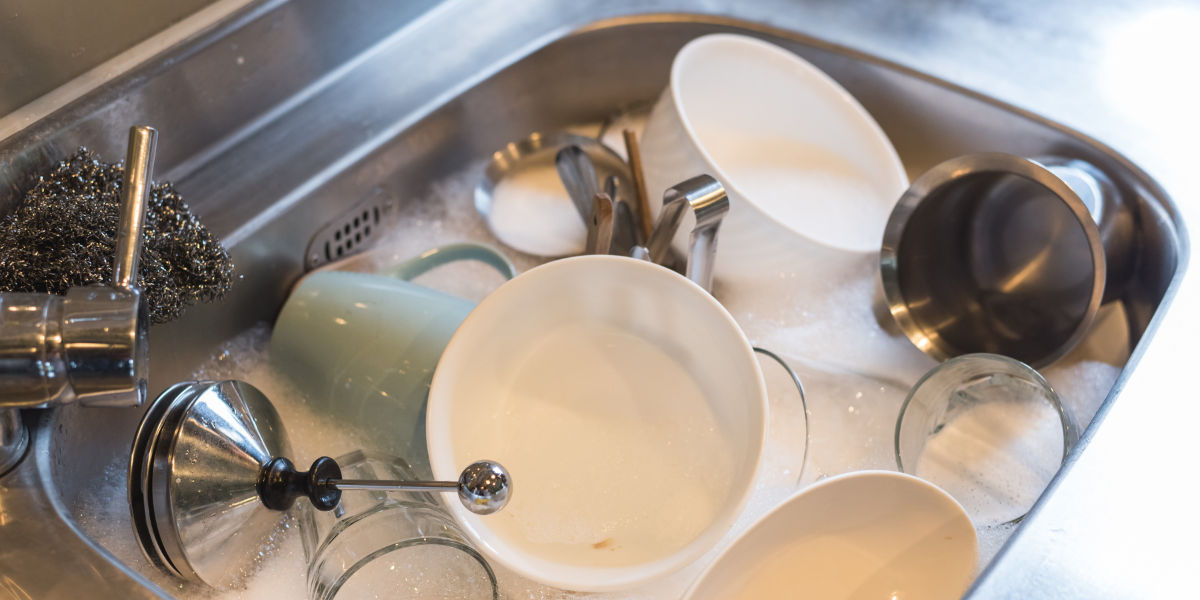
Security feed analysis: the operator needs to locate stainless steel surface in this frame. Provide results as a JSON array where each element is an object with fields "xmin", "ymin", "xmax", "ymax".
[
  {"xmin": 128, "ymin": 381, "xmax": 198, "ymax": 573},
  {"xmin": 0, "ymin": 0, "xmax": 236, "ymax": 120},
  {"xmin": 881, "ymin": 153, "xmax": 1107, "ymax": 368},
  {"xmin": 584, "ymin": 192, "xmax": 615, "ymax": 255},
  {"xmin": 0, "ymin": 2, "xmax": 1191, "ymax": 598},
  {"xmin": 113, "ymin": 127, "xmax": 158, "ymax": 289},
  {"xmin": 55, "ymin": 125, "xmax": 158, "ymax": 407},
  {"xmin": 604, "ymin": 173, "xmax": 640, "ymax": 252},
  {"xmin": 0, "ymin": 407, "xmax": 28, "ymax": 474},
  {"xmin": 332, "ymin": 459, "xmax": 512, "ymax": 516},
  {"xmin": 303, "ymin": 188, "xmax": 395, "ymax": 270},
  {"xmin": 556, "ymin": 145, "xmax": 601, "ymax": 221},
  {"xmin": 59, "ymin": 286, "xmax": 149, "ymax": 406},
  {"xmin": 456, "ymin": 460, "xmax": 512, "ymax": 516},
  {"xmin": 0, "ymin": 293, "xmax": 72, "ymax": 406},
  {"xmin": 1038, "ymin": 155, "xmax": 1137, "ymax": 303},
  {"xmin": 0, "ymin": 407, "xmax": 168, "ymax": 600},
  {"xmin": 331, "ymin": 480, "xmax": 458, "ymax": 491},
  {"xmin": 131, "ymin": 379, "xmax": 292, "ymax": 587},
  {"xmin": 474, "ymin": 132, "xmax": 632, "ymax": 257},
  {"xmin": 645, "ymin": 174, "xmax": 729, "ymax": 292}
]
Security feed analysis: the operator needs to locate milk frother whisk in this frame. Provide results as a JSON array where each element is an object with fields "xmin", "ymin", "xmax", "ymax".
[{"xmin": 128, "ymin": 379, "xmax": 510, "ymax": 587}]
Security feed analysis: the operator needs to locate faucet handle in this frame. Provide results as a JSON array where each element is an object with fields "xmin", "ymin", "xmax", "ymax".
[
  {"xmin": 62, "ymin": 126, "xmax": 157, "ymax": 407},
  {"xmin": 0, "ymin": 126, "xmax": 157, "ymax": 409},
  {"xmin": 113, "ymin": 126, "xmax": 157, "ymax": 290}
]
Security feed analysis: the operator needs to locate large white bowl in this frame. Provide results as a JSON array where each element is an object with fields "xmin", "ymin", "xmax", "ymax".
[
  {"xmin": 683, "ymin": 471, "xmax": 977, "ymax": 600},
  {"xmin": 426, "ymin": 256, "xmax": 768, "ymax": 591},
  {"xmin": 641, "ymin": 34, "xmax": 908, "ymax": 281}
]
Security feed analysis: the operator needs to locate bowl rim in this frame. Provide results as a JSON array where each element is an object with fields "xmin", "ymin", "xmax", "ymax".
[
  {"xmin": 666, "ymin": 32, "xmax": 909, "ymax": 253},
  {"xmin": 680, "ymin": 470, "xmax": 979, "ymax": 600},
  {"xmin": 425, "ymin": 255, "xmax": 769, "ymax": 591}
]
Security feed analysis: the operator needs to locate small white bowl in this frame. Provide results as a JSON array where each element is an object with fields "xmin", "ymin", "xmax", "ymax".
[
  {"xmin": 641, "ymin": 34, "xmax": 908, "ymax": 280},
  {"xmin": 427, "ymin": 256, "xmax": 767, "ymax": 591},
  {"xmin": 684, "ymin": 471, "xmax": 977, "ymax": 600}
]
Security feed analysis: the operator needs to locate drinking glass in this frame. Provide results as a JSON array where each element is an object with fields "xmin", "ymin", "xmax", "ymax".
[
  {"xmin": 895, "ymin": 353, "xmax": 1079, "ymax": 525},
  {"xmin": 300, "ymin": 450, "xmax": 498, "ymax": 600}
]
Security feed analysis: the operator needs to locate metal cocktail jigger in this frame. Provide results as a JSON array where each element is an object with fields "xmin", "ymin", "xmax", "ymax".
[
  {"xmin": 880, "ymin": 153, "xmax": 1134, "ymax": 368},
  {"xmin": 128, "ymin": 379, "xmax": 510, "ymax": 587}
]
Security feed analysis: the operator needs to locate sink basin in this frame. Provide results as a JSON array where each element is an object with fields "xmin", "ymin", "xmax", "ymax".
[{"xmin": 0, "ymin": 1, "xmax": 1185, "ymax": 598}]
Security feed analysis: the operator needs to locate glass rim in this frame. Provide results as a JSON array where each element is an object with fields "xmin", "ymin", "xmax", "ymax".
[
  {"xmin": 316, "ymin": 536, "xmax": 498, "ymax": 600},
  {"xmin": 893, "ymin": 353, "xmax": 1079, "ymax": 488}
]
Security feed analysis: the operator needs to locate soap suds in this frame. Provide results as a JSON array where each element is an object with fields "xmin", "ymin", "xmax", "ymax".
[{"xmin": 72, "ymin": 154, "xmax": 1125, "ymax": 599}]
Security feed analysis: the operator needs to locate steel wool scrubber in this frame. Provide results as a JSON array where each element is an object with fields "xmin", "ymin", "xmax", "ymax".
[{"xmin": 0, "ymin": 144, "xmax": 234, "ymax": 324}]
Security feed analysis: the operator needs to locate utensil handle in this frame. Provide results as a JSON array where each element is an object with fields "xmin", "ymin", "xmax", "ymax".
[
  {"xmin": 584, "ymin": 193, "xmax": 615, "ymax": 255},
  {"xmin": 622, "ymin": 129, "xmax": 655, "ymax": 242},
  {"xmin": 555, "ymin": 145, "xmax": 600, "ymax": 221},
  {"xmin": 645, "ymin": 175, "xmax": 729, "ymax": 292}
]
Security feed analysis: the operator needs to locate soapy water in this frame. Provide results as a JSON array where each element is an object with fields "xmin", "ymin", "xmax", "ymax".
[
  {"xmin": 488, "ymin": 162, "xmax": 588, "ymax": 257},
  {"xmin": 461, "ymin": 321, "xmax": 737, "ymax": 567},
  {"xmin": 71, "ymin": 153, "xmax": 1123, "ymax": 599}
]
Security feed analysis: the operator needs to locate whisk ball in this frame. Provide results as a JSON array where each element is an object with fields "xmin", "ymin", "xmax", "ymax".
[{"xmin": 458, "ymin": 460, "xmax": 511, "ymax": 515}]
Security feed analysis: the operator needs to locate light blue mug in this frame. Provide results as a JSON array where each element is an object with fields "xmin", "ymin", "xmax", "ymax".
[{"xmin": 270, "ymin": 244, "xmax": 516, "ymax": 478}]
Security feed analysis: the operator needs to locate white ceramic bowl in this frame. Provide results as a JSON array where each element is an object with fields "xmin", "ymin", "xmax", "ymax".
[
  {"xmin": 427, "ymin": 256, "xmax": 767, "ymax": 591},
  {"xmin": 683, "ymin": 471, "xmax": 977, "ymax": 600},
  {"xmin": 641, "ymin": 34, "xmax": 908, "ymax": 280}
]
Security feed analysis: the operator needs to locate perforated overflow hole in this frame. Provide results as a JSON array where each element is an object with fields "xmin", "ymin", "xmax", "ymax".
[{"xmin": 324, "ymin": 202, "xmax": 383, "ymax": 263}]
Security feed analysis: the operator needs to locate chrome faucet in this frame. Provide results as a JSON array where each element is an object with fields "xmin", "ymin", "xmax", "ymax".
[{"xmin": 0, "ymin": 126, "xmax": 157, "ymax": 474}]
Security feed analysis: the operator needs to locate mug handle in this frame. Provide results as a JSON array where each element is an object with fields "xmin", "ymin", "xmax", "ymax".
[{"xmin": 381, "ymin": 243, "xmax": 518, "ymax": 282}]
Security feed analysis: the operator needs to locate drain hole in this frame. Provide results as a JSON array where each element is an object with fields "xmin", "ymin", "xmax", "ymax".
[
  {"xmin": 337, "ymin": 246, "xmax": 344, "ymax": 257},
  {"xmin": 354, "ymin": 217, "xmax": 360, "ymax": 227},
  {"xmin": 355, "ymin": 232, "xmax": 362, "ymax": 243},
  {"xmin": 346, "ymin": 239, "xmax": 353, "ymax": 250},
  {"xmin": 335, "ymin": 231, "xmax": 341, "ymax": 241},
  {"xmin": 325, "ymin": 241, "xmax": 332, "ymax": 261},
  {"xmin": 344, "ymin": 224, "xmax": 351, "ymax": 235},
  {"xmin": 364, "ymin": 225, "xmax": 371, "ymax": 236},
  {"xmin": 363, "ymin": 210, "xmax": 369, "ymax": 222},
  {"xmin": 373, "ymin": 207, "xmax": 380, "ymax": 223}
]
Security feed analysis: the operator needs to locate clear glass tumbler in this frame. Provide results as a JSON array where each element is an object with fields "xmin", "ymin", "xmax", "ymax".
[
  {"xmin": 895, "ymin": 354, "xmax": 1079, "ymax": 525},
  {"xmin": 300, "ymin": 450, "xmax": 498, "ymax": 600}
]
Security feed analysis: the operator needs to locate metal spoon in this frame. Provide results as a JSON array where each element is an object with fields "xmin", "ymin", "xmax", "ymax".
[{"xmin": 555, "ymin": 145, "xmax": 600, "ymax": 221}]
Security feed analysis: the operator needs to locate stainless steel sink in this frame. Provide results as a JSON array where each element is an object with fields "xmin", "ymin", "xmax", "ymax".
[{"xmin": 0, "ymin": 0, "xmax": 1186, "ymax": 598}]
